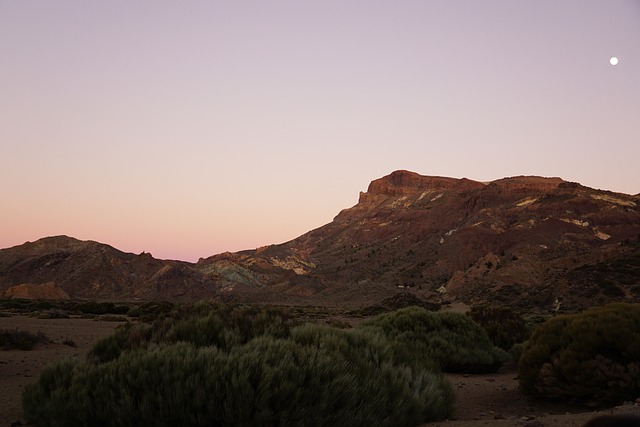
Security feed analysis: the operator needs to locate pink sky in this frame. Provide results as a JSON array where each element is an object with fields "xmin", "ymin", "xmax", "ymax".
[{"xmin": 1, "ymin": 1, "xmax": 639, "ymax": 261}]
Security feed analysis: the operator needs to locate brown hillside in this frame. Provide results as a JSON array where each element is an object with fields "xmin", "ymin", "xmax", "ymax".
[
  {"xmin": 218, "ymin": 171, "xmax": 640, "ymax": 310},
  {"xmin": 0, "ymin": 236, "xmax": 221, "ymax": 301},
  {"xmin": 1, "ymin": 171, "xmax": 639, "ymax": 310}
]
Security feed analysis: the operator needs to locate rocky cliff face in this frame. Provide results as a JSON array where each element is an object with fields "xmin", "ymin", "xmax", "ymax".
[{"xmin": 1, "ymin": 171, "xmax": 639, "ymax": 310}]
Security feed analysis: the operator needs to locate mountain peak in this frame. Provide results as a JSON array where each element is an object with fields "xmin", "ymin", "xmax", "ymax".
[{"xmin": 367, "ymin": 170, "xmax": 485, "ymax": 196}]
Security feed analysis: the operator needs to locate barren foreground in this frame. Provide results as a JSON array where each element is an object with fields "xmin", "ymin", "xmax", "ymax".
[{"xmin": 1, "ymin": 314, "xmax": 639, "ymax": 427}]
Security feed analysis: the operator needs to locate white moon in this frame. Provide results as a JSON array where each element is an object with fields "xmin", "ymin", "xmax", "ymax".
[{"xmin": 610, "ymin": 57, "xmax": 619, "ymax": 65}]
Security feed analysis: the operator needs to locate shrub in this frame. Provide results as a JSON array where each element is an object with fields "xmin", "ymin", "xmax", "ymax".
[
  {"xmin": 87, "ymin": 305, "xmax": 299, "ymax": 363},
  {"xmin": 467, "ymin": 305, "xmax": 529, "ymax": 351},
  {"xmin": 290, "ymin": 323, "xmax": 438, "ymax": 373},
  {"xmin": 0, "ymin": 329, "xmax": 49, "ymax": 350},
  {"xmin": 518, "ymin": 303, "xmax": 640, "ymax": 406},
  {"xmin": 24, "ymin": 338, "xmax": 454, "ymax": 426},
  {"xmin": 127, "ymin": 301, "xmax": 175, "ymax": 320},
  {"xmin": 358, "ymin": 306, "xmax": 508, "ymax": 373},
  {"xmin": 509, "ymin": 341, "xmax": 527, "ymax": 364},
  {"xmin": 225, "ymin": 337, "xmax": 453, "ymax": 426},
  {"xmin": 87, "ymin": 322, "xmax": 150, "ymax": 363}
]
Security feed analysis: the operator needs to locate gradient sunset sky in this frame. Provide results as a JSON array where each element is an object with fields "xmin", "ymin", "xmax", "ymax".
[{"xmin": 1, "ymin": 1, "xmax": 638, "ymax": 261}]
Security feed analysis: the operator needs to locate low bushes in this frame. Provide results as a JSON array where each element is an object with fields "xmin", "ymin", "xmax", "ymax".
[
  {"xmin": 0, "ymin": 329, "xmax": 49, "ymax": 350},
  {"xmin": 358, "ymin": 306, "xmax": 508, "ymax": 373},
  {"xmin": 24, "ymin": 305, "xmax": 462, "ymax": 426},
  {"xmin": 24, "ymin": 334, "xmax": 454, "ymax": 426},
  {"xmin": 0, "ymin": 299, "xmax": 131, "ymax": 316},
  {"xmin": 518, "ymin": 303, "xmax": 640, "ymax": 406},
  {"xmin": 87, "ymin": 305, "xmax": 299, "ymax": 363}
]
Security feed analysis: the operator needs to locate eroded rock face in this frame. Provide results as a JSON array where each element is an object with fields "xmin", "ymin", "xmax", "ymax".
[{"xmin": 2, "ymin": 282, "xmax": 69, "ymax": 299}]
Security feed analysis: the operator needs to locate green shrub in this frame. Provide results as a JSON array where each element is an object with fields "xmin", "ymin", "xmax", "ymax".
[
  {"xmin": 225, "ymin": 337, "xmax": 453, "ymax": 426},
  {"xmin": 467, "ymin": 305, "xmax": 529, "ymax": 351},
  {"xmin": 358, "ymin": 306, "xmax": 508, "ymax": 373},
  {"xmin": 127, "ymin": 301, "xmax": 175, "ymax": 320},
  {"xmin": 88, "ymin": 305, "xmax": 299, "ymax": 363},
  {"xmin": 509, "ymin": 341, "xmax": 527, "ymax": 364},
  {"xmin": 24, "ymin": 338, "xmax": 454, "ymax": 426},
  {"xmin": 290, "ymin": 323, "xmax": 435, "ymax": 372},
  {"xmin": 87, "ymin": 322, "xmax": 150, "ymax": 363},
  {"xmin": 22, "ymin": 357, "xmax": 83, "ymax": 426},
  {"xmin": 0, "ymin": 329, "xmax": 49, "ymax": 350},
  {"xmin": 518, "ymin": 303, "xmax": 640, "ymax": 406}
]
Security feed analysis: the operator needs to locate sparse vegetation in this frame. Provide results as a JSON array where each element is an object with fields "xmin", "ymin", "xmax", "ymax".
[
  {"xmin": 519, "ymin": 303, "xmax": 640, "ymax": 406},
  {"xmin": 0, "ymin": 329, "xmax": 49, "ymax": 350},
  {"xmin": 0, "ymin": 298, "xmax": 131, "ymax": 317}
]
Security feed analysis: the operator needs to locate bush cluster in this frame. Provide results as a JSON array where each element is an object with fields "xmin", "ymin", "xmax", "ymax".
[
  {"xmin": 24, "ymin": 305, "xmax": 509, "ymax": 426},
  {"xmin": 358, "ymin": 306, "xmax": 509, "ymax": 373},
  {"xmin": 518, "ymin": 303, "xmax": 640, "ymax": 406},
  {"xmin": 467, "ymin": 305, "xmax": 529, "ymax": 351},
  {"xmin": 88, "ymin": 305, "xmax": 299, "ymax": 363}
]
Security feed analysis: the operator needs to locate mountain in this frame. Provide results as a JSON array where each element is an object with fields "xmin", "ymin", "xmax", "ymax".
[
  {"xmin": 1, "ymin": 171, "xmax": 639, "ymax": 310},
  {"xmin": 200, "ymin": 170, "xmax": 640, "ymax": 310},
  {"xmin": 0, "ymin": 236, "xmax": 219, "ymax": 301}
]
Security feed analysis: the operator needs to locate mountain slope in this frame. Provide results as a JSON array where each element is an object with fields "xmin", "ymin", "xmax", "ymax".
[
  {"xmin": 217, "ymin": 171, "xmax": 640, "ymax": 309},
  {"xmin": 2, "ymin": 171, "xmax": 639, "ymax": 309}
]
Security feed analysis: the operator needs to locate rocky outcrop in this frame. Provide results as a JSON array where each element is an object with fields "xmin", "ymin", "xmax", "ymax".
[
  {"xmin": 366, "ymin": 170, "xmax": 485, "ymax": 196},
  {"xmin": 2, "ymin": 282, "xmax": 69, "ymax": 299}
]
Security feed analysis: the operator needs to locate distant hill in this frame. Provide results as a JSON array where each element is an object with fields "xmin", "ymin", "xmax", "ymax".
[
  {"xmin": 2, "ymin": 170, "xmax": 639, "ymax": 310},
  {"xmin": 0, "ymin": 236, "xmax": 219, "ymax": 301}
]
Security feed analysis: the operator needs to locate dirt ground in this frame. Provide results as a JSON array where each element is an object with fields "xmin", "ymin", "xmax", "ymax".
[
  {"xmin": 0, "ymin": 314, "xmax": 122, "ymax": 425},
  {"xmin": 1, "ymin": 314, "xmax": 640, "ymax": 427}
]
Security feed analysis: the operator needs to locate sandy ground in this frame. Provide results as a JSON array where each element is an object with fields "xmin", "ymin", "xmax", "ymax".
[
  {"xmin": 0, "ymin": 314, "xmax": 122, "ymax": 425},
  {"xmin": 2, "ymin": 313, "xmax": 640, "ymax": 427}
]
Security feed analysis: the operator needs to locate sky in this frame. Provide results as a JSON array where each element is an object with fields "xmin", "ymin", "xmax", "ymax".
[{"xmin": 1, "ymin": 1, "xmax": 639, "ymax": 262}]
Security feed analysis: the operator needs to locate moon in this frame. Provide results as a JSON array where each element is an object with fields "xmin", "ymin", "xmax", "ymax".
[{"xmin": 610, "ymin": 57, "xmax": 619, "ymax": 66}]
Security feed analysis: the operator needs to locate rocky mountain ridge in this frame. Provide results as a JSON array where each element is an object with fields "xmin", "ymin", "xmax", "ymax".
[{"xmin": 2, "ymin": 171, "xmax": 639, "ymax": 310}]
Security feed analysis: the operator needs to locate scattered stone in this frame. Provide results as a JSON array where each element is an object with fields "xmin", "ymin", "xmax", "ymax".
[
  {"xmin": 523, "ymin": 421, "xmax": 544, "ymax": 427},
  {"xmin": 494, "ymin": 413, "xmax": 505, "ymax": 419}
]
